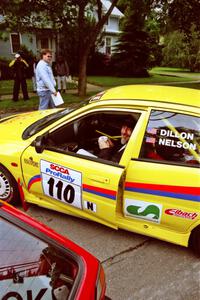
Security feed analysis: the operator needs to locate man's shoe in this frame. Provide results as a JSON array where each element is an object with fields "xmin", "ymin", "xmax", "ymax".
[
  {"xmin": 24, "ymin": 97, "xmax": 29, "ymax": 101},
  {"xmin": 12, "ymin": 99, "xmax": 18, "ymax": 102}
]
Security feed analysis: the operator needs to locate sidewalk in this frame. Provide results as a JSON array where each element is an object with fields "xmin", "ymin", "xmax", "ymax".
[{"xmin": 151, "ymin": 70, "xmax": 200, "ymax": 81}]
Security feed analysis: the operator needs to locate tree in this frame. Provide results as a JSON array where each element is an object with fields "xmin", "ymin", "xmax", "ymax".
[
  {"xmin": 0, "ymin": 0, "xmax": 119, "ymax": 96},
  {"xmin": 168, "ymin": 0, "xmax": 200, "ymax": 35},
  {"xmin": 162, "ymin": 27, "xmax": 200, "ymax": 72},
  {"xmin": 74, "ymin": 0, "xmax": 119, "ymax": 96},
  {"xmin": 162, "ymin": 31, "xmax": 188, "ymax": 68},
  {"xmin": 161, "ymin": 0, "xmax": 200, "ymax": 71},
  {"xmin": 112, "ymin": 0, "xmax": 159, "ymax": 77}
]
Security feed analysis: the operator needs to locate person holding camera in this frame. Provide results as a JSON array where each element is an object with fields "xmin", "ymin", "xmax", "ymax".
[{"xmin": 9, "ymin": 53, "xmax": 29, "ymax": 102}]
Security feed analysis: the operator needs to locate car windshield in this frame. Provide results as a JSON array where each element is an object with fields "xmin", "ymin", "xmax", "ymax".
[{"xmin": 22, "ymin": 102, "xmax": 87, "ymax": 140}]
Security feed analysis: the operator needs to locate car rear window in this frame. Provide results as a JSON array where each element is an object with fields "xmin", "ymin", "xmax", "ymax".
[
  {"xmin": 0, "ymin": 217, "xmax": 79, "ymax": 299},
  {"xmin": 140, "ymin": 110, "xmax": 200, "ymax": 166}
]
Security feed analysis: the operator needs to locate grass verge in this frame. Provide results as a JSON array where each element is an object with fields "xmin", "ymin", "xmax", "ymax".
[{"xmin": 0, "ymin": 67, "xmax": 199, "ymax": 114}]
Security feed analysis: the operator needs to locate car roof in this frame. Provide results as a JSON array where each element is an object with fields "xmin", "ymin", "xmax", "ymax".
[{"xmin": 98, "ymin": 85, "xmax": 200, "ymax": 108}]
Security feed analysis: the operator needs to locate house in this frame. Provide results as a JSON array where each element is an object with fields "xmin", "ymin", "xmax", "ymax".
[
  {"xmin": 0, "ymin": 27, "xmax": 57, "ymax": 61},
  {"xmin": 0, "ymin": 1, "xmax": 123, "ymax": 61},
  {"xmin": 98, "ymin": 0, "xmax": 123, "ymax": 55}
]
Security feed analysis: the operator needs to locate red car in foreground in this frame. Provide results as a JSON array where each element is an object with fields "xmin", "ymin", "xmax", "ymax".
[{"xmin": 0, "ymin": 201, "xmax": 108, "ymax": 300}]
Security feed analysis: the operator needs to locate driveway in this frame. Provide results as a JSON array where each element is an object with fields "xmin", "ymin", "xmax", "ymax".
[{"xmin": 27, "ymin": 205, "xmax": 200, "ymax": 300}]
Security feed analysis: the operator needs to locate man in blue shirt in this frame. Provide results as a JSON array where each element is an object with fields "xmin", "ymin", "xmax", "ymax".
[{"xmin": 36, "ymin": 49, "xmax": 57, "ymax": 110}]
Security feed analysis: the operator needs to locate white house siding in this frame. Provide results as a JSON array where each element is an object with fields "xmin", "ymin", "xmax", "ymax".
[
  {"xmin": 0, "ymin": 32, "xmax": 37, "ymax": 60},
  {"xmin": 107, "ymin": 16, "xmax": 119, "ymax": 33},
  {"xmin": 98, "ymin": 1, "xmax": 123, "ymax": 55}
]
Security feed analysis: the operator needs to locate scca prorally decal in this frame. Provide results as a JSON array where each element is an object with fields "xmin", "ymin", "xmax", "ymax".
[
  {"xmin": 40, "ymin": 160, "xmax": 82, "ymax": 209},
  {"xmin": 165, "ymin": 209, "xmax": 198, "ymax": 220},
  {"xmin": 125, "ymin": 199, "xmax": 162, "ymax": 223},
  {"xmin": 44, "ymin": 163, "xmax": 75, "ymax": 183}
]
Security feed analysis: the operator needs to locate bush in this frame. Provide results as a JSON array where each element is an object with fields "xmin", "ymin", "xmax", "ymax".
[
  {"xmin": 110, "ymin": 52, "xmax": 149, "ymax": 77},
  {"xmin": 87, "ymin": 51, "xmax": 112, "ymax": 76},
  {"xmin": 0, "ymin": 57, "xmax": 13, "ymax": 80}
]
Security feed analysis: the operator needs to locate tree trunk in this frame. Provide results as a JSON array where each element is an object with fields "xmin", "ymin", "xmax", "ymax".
[
  {"xmin": 78, "ymin": 52, "xmax": 88, "ymax": 97},
  {"xmin": 77, "ymin": 0, "xmax": 119, "ymax": 97}
]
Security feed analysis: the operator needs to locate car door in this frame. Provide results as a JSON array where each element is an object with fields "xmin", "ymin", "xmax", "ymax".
[
  {"xmin": 122, "ymin": 108, "xmax": 200, "ymax": 238},
  {"xmin": 21, "ymin": 109, "xmax": 142, "ymax": 229},
  {"xmin": 21, "ymin": 148, "xmax": 125, "ymax": 228}
]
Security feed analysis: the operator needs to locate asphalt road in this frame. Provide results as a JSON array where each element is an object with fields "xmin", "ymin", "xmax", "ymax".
[{"xmin": 27, "ymin": 205, "xmax": 200, "ymax": 300}]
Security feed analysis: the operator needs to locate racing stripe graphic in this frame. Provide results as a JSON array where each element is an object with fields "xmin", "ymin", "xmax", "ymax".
[
  {"xmin": 28, "ymin": 175, "xmax": 41, "ymax": 190},
  {"xmin": 125, "ymin": 182, "xmax": 200, "ymax": 202},
  {"xmin": 83, "ymin": 184, "xmax": 116, "ymax": 200}
]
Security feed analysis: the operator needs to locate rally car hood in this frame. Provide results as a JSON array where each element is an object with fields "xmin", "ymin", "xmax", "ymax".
[{"xmin": 0, "ymin": 109, "xmax": 59, "ymax": 141}]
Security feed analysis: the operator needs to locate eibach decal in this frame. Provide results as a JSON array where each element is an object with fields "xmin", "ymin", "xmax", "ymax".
[{"xmin": 165, "ymin": 209, "xmax": 198, "ymax": 220}]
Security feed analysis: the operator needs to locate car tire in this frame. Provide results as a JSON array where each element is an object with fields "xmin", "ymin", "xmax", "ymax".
[
  {"xmin": 189, "ymin": 226, "xmax": 200, "ymax": 256},
  {"xmin": 0, "ymin": 165, "xmax": 20, "ymax": 205}
]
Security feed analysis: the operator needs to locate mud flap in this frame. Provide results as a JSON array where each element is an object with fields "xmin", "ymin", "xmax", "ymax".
[{"xmin": 18, "ymin": 178, "xmax": 30, "ymax": 211}]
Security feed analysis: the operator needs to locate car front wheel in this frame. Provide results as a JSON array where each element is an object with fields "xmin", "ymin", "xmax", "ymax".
[{"xmin": 0, "ymin": 165, "xmax": 20, "ymax": 205}]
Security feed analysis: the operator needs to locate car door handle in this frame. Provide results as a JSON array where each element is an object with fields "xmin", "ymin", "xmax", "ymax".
[{"xmin": 88, "ymin": 175, "xmax": 110, "ymax": 184}]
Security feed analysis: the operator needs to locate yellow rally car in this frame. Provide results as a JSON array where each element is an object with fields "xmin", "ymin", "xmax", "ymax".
[{"xmin": 0, "ymin": 85, "xmax": 199, "ymax": 254}]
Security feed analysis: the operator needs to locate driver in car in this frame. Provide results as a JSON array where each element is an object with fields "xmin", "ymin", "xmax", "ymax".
[{"xmin": 98, "ymin": 119, "xmax": 133, "ymax": 162}]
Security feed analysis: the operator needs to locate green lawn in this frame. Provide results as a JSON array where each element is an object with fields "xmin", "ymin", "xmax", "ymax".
[
  {"xmin": 0, "ymin": 67, "xmax": 199, "ymax": 114},
  {"xmin": 87, "ymin": 73, "xmax": 193, "ymax": 87},
  {"xmin": 152, "ymin": 67, "xmax": 190, "ymax": 73},
  {"xmin": 0, "ymin": 79, "xmax": 77, "ymax": 95}
]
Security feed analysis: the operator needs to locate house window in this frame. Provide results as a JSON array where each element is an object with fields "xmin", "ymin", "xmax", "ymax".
[
  {"xmin": 10, "ymin": 33, "xmax": 21, "ymax": 53},
  {"xmin": 40, "ymin": 37, "xmax": 49, "ymax": 49},
  {"xmin": 105, "ymin": 37, "xmax": 111, "ymax": 55}
]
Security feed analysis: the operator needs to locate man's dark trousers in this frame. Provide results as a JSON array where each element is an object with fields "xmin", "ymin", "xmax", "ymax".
[{"xmin": 13, "ymin": 78, "xmax": 29, "ymax": 101}]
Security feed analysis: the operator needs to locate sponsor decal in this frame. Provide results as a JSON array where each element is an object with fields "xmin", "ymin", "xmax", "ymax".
[
  {"xmin": 24, "ymin": 157, "xmax": 39, "ymax": 168},
  {"xmin": 84, "ymin": 201, "xmax": 97, "ymax": 212},
  {"xmin": 40, "ymin": 160, "xmax": 82, "ymax": 209},
  {"xmin": 165, "ymin": 208, "xmax": 198, "ymax": 220},
  {"xmin": 125, "ymin": 199, "xmax": 162, "ymax": 223},
  {"xmin": 44, "ymin": 163, "xmax": 75, "ymax": 183}
]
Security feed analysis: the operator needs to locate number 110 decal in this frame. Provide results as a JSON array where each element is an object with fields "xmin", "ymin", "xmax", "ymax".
[
  {"xmin": 41, "ymin": 160, "xmax": 82, "ymax": 209},
  {"xmin": 48, "ymin": 177, "xmax": 75, "ymax": 203}
]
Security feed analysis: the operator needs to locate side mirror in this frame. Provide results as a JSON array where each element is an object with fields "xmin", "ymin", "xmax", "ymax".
[{"xmin": 34, "ymin": 135, "xmax": 46, "ymax": 153}]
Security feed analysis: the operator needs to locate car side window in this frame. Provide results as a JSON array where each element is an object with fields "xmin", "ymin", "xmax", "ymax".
[
  {"xmin": 140, "ymin": 110, "xmax": 200, "ymax": 166},
  {"xmin": 46, "ymin": 111, "xmax": 141, "ymax": 163}
]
